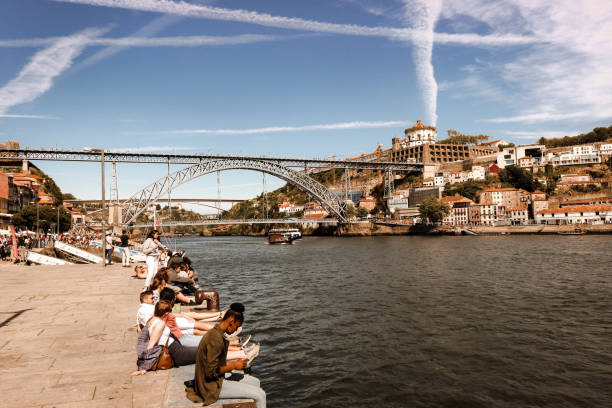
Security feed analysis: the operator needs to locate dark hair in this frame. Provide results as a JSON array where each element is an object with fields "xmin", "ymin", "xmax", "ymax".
[
  {"xmin": 182, "ymin": 256, "xmax": 192, "ymax": 266},
  {"xmin": 139, "ymin": 290, "xmax": 153, "ymax": 303},
  {"xmin": 159, "ymin": 287, "xmax": 176, "ymax": 303},
  {"xmin": 154, "ymin": 300, "xmax": 172, "ymax": 317},
  {"xmin": 147, "ymin": 229, "xmax": 159, "ymax": 239},
  {"xmin": 155, "ymin": 267, "xmax": 169, "ymax": 282},
  {"xmin": 148, "ymin": 276, "xmax": 165, "ymax": 291},
  {"xmin": 222, "ymin": 302, "xmax": 245, "ymax": 323}
]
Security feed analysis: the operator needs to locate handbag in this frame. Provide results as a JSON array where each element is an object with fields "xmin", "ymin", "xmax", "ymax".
[{"xmin": 151, "ymin": 337, "xmax": 174, "ymax": 370}]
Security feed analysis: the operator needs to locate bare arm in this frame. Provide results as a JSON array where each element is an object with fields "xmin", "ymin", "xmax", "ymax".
[{"xmin": 146, "ymin": 320, "xmax": 164, "ymax": 350}]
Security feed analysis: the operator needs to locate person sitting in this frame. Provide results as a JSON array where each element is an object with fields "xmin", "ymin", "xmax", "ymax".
[
  {"xmin": 169, "ymin": 263, "xmax": 199, "ymax": 295},
  {"xmin": 136, "ymin": 290, "xmax": 155, "ymax": 333},
  {"xmin": 148, "ymin": 276, "xmax": 166, "ymax": 304},
  {"xmin": 193, "ymin": 303, "xmax": 265, "ymax": 408},
  {"xmin": 154, "ymin": 268, "xmax": 194, "ymax": 305},
  {"xmin": 132, "ymin": 300, "xmax": 198, "ymax": 376}
]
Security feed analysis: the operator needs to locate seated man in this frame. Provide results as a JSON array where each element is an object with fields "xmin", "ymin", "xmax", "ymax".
[
  {"xmin": 169, "ymin": 263, "xmax": 199, "ymax": 295},
  {"xmin": 194, "ymin": 303, "xmax": 265, "ymax": 408},
  {"xmin": 136, "ymin": 290, "xmax": 155, "ymax": 332}
]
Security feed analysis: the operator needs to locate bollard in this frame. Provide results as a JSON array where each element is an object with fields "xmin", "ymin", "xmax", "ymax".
[{"xmin": 195, "ymin": 290, "xmax": 220, "ymax": 311}]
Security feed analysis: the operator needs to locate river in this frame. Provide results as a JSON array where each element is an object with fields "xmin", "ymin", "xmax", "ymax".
[{"xmin": 171, "ymin": 235, "xmax": 612, "ymax": 407}]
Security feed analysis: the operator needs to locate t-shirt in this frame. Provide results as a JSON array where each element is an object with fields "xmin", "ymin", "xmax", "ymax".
[
  {"xmin": 136, "ymin": 303, "xmax": 154, "ymax": 327},
  {"xmin": 120, "ymin": 234, "xmax": 129, "ymax": 247},
  {"xmin": 164, "ymin": 313, "xmax": 183, "ymax": 339},
  {"xmin": 105, "ymin": 235, "xmax": 113, "ymax": 250}
]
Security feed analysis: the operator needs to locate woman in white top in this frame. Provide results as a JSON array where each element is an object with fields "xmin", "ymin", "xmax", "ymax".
[
  {"xmin": 147, "ymin": 300, "xmax": 198, "ymax": 367},
  {"xmin": 142, "ymin": 230, "xmax": 164, "ymax": 288}
]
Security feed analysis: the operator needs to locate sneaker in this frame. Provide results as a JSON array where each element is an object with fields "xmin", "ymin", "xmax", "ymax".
[
  {"xmin": 237, "ymin": 334, "xmax": 252, "ymax": 348},
  {"xmin": 245, "ymin": 342, "xmax": 260, "ymax": 367},
  {"xmin": 226, "ymin": 326, "xmax": 242, "ymax": 340}
]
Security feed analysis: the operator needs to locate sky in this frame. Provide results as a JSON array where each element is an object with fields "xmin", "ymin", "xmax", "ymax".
[{"xmin": 1, "ymin": 0, "xmax": 611, "ymax": 208}]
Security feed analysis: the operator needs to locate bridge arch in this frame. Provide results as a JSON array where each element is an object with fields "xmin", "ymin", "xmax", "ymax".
[{"xmin": 121, "ymin": 159, "xmax": 347, "ymax": 225}]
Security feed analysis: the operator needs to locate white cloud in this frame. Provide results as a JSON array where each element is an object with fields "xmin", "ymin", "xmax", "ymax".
[
  {"xmin": 127, "ymin": 120, "xmax": 413, "ymax": 136},
  {"xmin": 503, "ymin": 130, "xmax": 583, "ymax": 140},
  {"xmin": 53, "ymin": 0, "xmax": 538, "ymax": 46},
  {"xmin": 0, "ymin": 114, "xmax": 57, "ymax": 119},
  {"xmin": 441, "ymin": 0, "xmax": 612, "ymax": 125},
  {"xmin": 0, "ymin": 33, "xmax": 303, "ymax": 49},
  {"xmin": 0, "ymin": 27, "xmax": 107, "ymax": 115},
  {"xmin": 402, "ymin": 0, "xmax": 441, "ymax": 126}
]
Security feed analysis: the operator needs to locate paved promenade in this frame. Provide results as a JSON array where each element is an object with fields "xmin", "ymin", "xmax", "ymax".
[{"xmin": 0, "ymin": 263, "xmax": 214, "ymax": 408}]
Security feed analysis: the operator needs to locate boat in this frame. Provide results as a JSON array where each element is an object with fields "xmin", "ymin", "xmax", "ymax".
[
  {"xmin": 268, "ymin": 230, "xmax": 293, "ymax": 245},
  {"xmin": 27, "ymin": 251, "xmax": 73, "ymax": 265},
  {"xmin": 55, "ymin": 241, "xmax": 104, "ymax": 264},
  {"xmin": 558, "ymin": 230, "xmax": 586, "ymax": 235}
]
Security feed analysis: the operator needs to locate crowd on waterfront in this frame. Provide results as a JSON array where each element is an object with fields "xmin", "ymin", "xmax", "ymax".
[{"xmin": 131, "ymin": 229, "xmax": 266, "ymax": 407}]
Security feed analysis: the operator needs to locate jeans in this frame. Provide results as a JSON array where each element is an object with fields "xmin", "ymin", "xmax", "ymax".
[
  {"xmin": 168, "ymin": 340, "xmax": 197, "ymax": 366},
  {"xmin": 178, "ymin": 333, "xmax": 203, "ymax": 348},
  {"xmin": 105, "ymin": 248, "xmax": 113, "ymax": 264},
  {"xmin": 218, "ymin": 374, "xmax": 266, "ymax": 408}
]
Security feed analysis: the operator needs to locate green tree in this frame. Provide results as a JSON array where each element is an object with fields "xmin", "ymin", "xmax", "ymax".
[
  {"xmin": 437, "ymin": 129, "xmax": 491, "ymax": 145},
  {"xmin": 418, "ymin": 197, "xmax": 450, "ymax": 224},
  {"xmin": 538, "ymin": 125, "xmax": 612, "ymax": 147},
  {"xmin": 62, "ymin": 193, "xmax": 76, "ymax": 200},
  {"xmin": 11, "ymin": 205, "xmax": 72, "ymax": 232},
  {"xmin": 443, "ymin": 180, "xmax": 487, "ymax": 201},
  {"xmin": 498, "ymin": 165, "xmax": 541, "ymax": 192},
  {"xmin": 356, "ymin": 206, "xmax": 369, "ymax": 218},
  {"xmin": 344, "ymin": 205, "xmax": 356, "ymax": 219}
]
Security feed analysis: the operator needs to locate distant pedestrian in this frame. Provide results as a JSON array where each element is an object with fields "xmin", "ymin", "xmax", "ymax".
[
  {"xmin": 105, "ymin": 232, "xmax": 114, "ymax": 265},
  {"xmin": 142, "ymin": 230, "xmax": 164, "ymax": 288},
  {"xmin": 120, "ymin": 230, "xmax": 131, "ymax": 267}
]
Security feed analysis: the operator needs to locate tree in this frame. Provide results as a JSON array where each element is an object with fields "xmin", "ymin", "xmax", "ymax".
[
  {"xmin": 62, "ymin": 193, "xmax": 76, "ymax": 200},
  {"xmin": 344, "ymin": 205, "xmax": 356, "ymax": 219},
  {"xmin": 11, "ymin": 205, "xmax": 72, "ymax": 232},
  {"xmin": 437, "ymin": 129, "xmax": 491, "ymax": 145},
  {"xmin": 356, "ymin": 206, "xmax": 369, "ymax": 218},
  {"xmin": 443, "ymin": 180, "xmax": 486, "ymax": 201},
  {"xmin": 418, "ymin": 197, "xmax": 450, "ymax": 224},
  {"xmin": 498, "ymin": 165, "xmax": 541, "ymax": 192},
  {"xmin": 538, "ymin": 125, "xmax": 612, "ymax": 148}
]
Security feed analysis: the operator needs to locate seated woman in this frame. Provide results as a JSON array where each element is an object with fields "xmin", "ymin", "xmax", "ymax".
[
  {"xmin": 157, "ymin": 289, "xmax": 249, "ymax": 359},
  {"xmin": 194, "ymin": 303, "xmax": 266, "ymax": 408},
  {"xmin": 133, "ymin": 300, "xmax": 198, "ymax": 376}
]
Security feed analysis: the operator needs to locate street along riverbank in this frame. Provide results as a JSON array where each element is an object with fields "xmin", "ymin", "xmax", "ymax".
[{"xmin": 0, "ymin": 263, "xmax": 253, "ymax": 407}]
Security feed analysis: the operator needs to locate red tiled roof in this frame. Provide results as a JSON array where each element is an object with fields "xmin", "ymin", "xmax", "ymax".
[
  {"xmin": 480, "ymin": 188, "xmax": 518, "ymax": 192},
  {"xmin": 508, "ymin": 206, "xmax": 527, "ymax": 211},
  {"xmin": 532, "ymin": 190, "xmax": 546, "ymax": 194},
  {"xmin": 561, "ymin": 197, "xmax": 612, "ymax": 205},
  {"xmin": 538, "ymin": 204, "xmax": 612, "ymax": 214}
]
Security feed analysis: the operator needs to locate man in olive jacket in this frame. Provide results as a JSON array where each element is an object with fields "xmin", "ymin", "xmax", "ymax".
[{"xmin": 194, "ymin": 304, "xmax": 266, "ymax": 408}]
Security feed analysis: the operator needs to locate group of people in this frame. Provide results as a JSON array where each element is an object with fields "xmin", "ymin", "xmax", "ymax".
[{"xmin": 132, "ymin": 229, "xmax": 266, "ymax": 407}]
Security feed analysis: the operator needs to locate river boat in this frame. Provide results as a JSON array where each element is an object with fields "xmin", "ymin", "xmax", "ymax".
[
  {"xmin": 268, "ymin": 230, "xmax": 293, "ymax": 245},
  {"xmin": 558, "ymin": 230, "xmax": 586, "ymax": 235}
]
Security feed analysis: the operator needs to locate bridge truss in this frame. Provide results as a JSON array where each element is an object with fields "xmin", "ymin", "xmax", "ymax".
[{"xmin": 121, "ymin": 158, "xmax": 351, "ymax": 225}]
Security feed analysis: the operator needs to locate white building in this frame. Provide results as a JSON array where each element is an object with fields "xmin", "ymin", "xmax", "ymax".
[
  {"xmin": 537, "ymin": 204, "xmax": 612, "ymax": 224},
  {"xmin": 496, "ymin": 144, "xmax": 546, "ymax": 169},
  {"xmin": 387, "ymin": 193, "xmax": 410, "ymax": 213},
  {"xmin": 278, "ymin": 201, "xmax": 304, "ymax": 214},
  {"xmin": 507, "ymin": 206, "xmax": 529, "ymax": 225},
  {"xmin": 547, "ymin": 145, "xmax": 601, "ymax": 166},
  {"xmin": 303, "ymin": 202, "xmax": 329, "ymax": 219},
  {"xmin": 404, "ymin": 120, "xmax": 436, "ymax": 147},
  {"xmin": 475, "ymin": 203, "xmax": 498, "ymax": 226},
  {"xmin": 599, "ymin": 143, "xmax": 612, "ymax": 156}
]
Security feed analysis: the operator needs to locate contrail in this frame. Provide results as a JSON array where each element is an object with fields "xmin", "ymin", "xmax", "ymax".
[
  {"xmin": 53, "ymin": 0, "xmax": 538, "ymax": 47},
  {"xmin": 404, "ymin": 0, "xmax": 442, "ymax": 126},
  {"xmin": 0, "ymin": 27, "xmax": 107, "ymax": 115},
  {"xmin": 125, "ymin": 120, "xmax": 413, "ymax": 136}
]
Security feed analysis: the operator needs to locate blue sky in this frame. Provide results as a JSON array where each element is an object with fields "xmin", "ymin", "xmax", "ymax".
[{"xmin": 1, "ymin": 0, "xmax": 611, "ymax": 207}]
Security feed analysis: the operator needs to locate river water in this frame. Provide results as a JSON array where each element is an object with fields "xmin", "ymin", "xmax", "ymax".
[{"xmin": 174, "ymin": 235, "xmax": 612, "ymax": 407}]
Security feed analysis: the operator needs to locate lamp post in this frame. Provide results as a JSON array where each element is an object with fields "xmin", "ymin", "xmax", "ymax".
[{"xmin": 84, "ymin": 147, "xmax": 106, "ymax": 267}]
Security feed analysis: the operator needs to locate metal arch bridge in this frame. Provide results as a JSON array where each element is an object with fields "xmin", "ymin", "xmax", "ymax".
[
  {"xmin": 128, "ymin": 218, "xmax": 339, "ymax": 228},
  {"xmin": 121, "ymin": 158, "xmax": 351, "ymax": 225},
  {"xmin": 0, "ymin": 148, "xmax": 421, "ymax": 171}
]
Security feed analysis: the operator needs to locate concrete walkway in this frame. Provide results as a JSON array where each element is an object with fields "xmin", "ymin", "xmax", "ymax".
[{"xmin": 0, "ymin": 263, "xmax": 253, "ymax": 408}]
